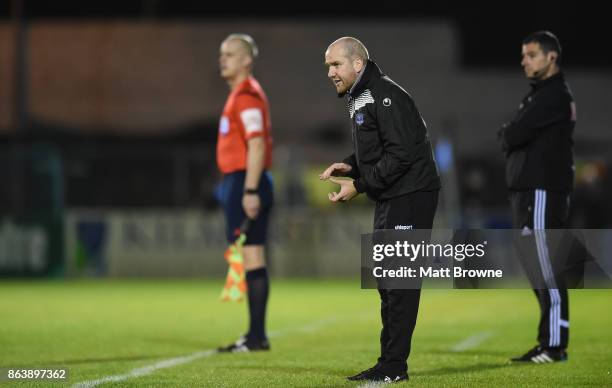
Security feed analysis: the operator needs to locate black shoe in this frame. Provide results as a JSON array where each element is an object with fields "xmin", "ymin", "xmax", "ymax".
[
  {"xmin": 511, "ymin": 345, "xmax": 567, "ymax": 363},
  {"xmin": 347, "ymin": 365, "xmax": 379, "ymax": 381},
  {"xmin": 217, "ymin": 336, "xmax": 270, "ymax": 353},
  {"xmin": 349, "ymin": 368, "xmax": 408, "ymax": 383}
]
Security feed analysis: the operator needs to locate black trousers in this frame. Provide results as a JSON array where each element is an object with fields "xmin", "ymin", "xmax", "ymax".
[
  {"xmin": 373, "ymin": 190, "xmax": 438, "ymax": 375},
  {"xmin": 510, "ymin": 189, "xmax": 570, "ymax": 349}
]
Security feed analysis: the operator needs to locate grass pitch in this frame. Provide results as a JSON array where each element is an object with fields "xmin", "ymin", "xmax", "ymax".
[{"xmin": 1, "ymin": 280, "xmax": 611, "ymax": 387}]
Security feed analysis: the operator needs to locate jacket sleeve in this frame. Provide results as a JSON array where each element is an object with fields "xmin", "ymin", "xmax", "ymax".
[
  {"xmin": 341, "ymin": 153, "xmax": 360, "ymax": 179},
  {"xmin": 500, "ymin": 91, "xmax": 570, "ymax": 150},
  {"xmin": 353, "ymin": 91, "xmax": 416, "ymax": 193}
]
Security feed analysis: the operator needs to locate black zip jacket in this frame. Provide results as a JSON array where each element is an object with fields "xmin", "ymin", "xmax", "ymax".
[
  {"xmin": 498, "ymin": 72, "xmax": 576, "ymax": 192},
  {"xmin": 340, "ymin": 60, "xmax": 440, "ymax": 201}
]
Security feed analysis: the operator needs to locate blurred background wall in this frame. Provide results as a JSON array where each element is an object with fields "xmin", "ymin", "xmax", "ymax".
[{"xmin": 1, "ymin": 1, "xmax": 611, "ymax": 277}]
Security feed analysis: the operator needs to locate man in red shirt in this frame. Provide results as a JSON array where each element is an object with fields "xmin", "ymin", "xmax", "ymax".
[{"xmin": 216, "ymin": 34, "xmax": 274, "ymax": 352}]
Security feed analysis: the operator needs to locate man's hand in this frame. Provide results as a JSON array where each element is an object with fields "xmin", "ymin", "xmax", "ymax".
[
  {"xmin": 327, "ymin": 177, "xmax": 358, "ymax": 202},
  {"xmin": 243, "ymin": 193, "xmax": 260, "ymax": 219},
  {"xmin": 319, "ymin": 162, "xmax": 352, "ymax": 180}
]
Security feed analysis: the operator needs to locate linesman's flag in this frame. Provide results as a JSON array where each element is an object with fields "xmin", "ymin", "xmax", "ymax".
[{"xmin": 220, "ymin": 221, "xmax": 249, "ymax": 302}]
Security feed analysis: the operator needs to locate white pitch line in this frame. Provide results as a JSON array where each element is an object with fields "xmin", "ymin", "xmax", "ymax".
[
  {"xmin": 451, "ymin": 331, "xmax": 494, "ymax": 352},
  {"xmin": 71, "ymin": 350, "xmax": 216, "ymax": 388},
  {"xmin": 71, "ymin": 316, "xmax": 342, "ymax": 388}
]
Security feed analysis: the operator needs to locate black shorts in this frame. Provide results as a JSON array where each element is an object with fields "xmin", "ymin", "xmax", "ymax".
[{"xmin": 218, "ymin": 170, "xmax": 273, "ymax": 245}]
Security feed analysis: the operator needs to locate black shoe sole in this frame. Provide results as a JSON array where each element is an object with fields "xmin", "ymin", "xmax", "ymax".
[
  {"xmin": 348, "ymin": 373, "xmax": 408, "ymax": 383},
  {"xmin": 217, "ymin": 344, "xmax": 271, "ymax": 353}
]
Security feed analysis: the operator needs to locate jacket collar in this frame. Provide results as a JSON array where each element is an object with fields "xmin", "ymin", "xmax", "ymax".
[
  {"xmin": 348, "ymin": 60, "xmax": 383, "ymax": 97},
  {"xmin": 530, "ymin": 71, "xmax": 564, "ymax": 90}
]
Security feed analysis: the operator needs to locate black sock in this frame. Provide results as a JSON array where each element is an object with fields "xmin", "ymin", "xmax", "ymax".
[{"xmin": 246, "ymin": 267, "xmax": 269, "ymax": 342}]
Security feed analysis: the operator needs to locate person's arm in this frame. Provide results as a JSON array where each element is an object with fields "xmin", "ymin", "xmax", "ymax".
[
  {"xmin": 237, "ymin": 94, "xmax": 267, "ymax": 219},
  {"xmin": 243, "ymin": 136, "xmax": 265, "ymax": 219},
  {"xmin": 340, "ymin": 153, "xmax": 360, "ymax": 179},
  {"xmin": 500, "ymin": 92, "xmax": 569, "ymax": 150},
  {"xmin": 244, "ymin": 137, "xmax": 265, "ymax": 190},
  {"xmin": 353, "ymin": 92, "xmax": 417, "ymax": 194}
]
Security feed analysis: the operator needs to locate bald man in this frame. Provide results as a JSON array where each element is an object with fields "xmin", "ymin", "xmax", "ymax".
[
  {"xmin": 216, "ymin": 33, "xmax": 274, "ymax": 352},
  {"xmin": 321, "ymin": 37, "xmax": 440, "ymax": 382}
]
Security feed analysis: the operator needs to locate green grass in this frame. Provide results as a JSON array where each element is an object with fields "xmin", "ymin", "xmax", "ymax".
[{"xmin": 1, "ymin": 280, "xmax": 611, "ymax": 387}]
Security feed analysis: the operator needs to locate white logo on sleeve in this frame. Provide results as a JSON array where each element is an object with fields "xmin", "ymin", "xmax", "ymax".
[
  {"xmin": 240, "ymin": 108, "xmax": 264, "ymax": 134},
  {"xmin": 219, "ymin": 116, "xmax": 229, "ymax": 135}
]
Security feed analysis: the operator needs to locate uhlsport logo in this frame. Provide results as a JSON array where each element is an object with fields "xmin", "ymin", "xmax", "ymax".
[{"xmin": 394, "ymin": 225, "xmax": 413, "ymax": 230}]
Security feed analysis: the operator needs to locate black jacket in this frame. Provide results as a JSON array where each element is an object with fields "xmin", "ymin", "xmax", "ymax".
[
  {"xmin": 498, "ymin": 72, "xmax": 576, "ymax": 192},
  {"xmin": 341, "ymin": 60, "xmax": 440, "ymax": 201}
]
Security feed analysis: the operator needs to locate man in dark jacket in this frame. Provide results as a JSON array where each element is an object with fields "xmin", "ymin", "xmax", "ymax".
[
  {"xmin": 320, "ymin": 36, "xmax": 440, "ymax": 382},
  {"xmin": 498, "ymin": 31, "xmax": 575, "ymax": 363}
]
